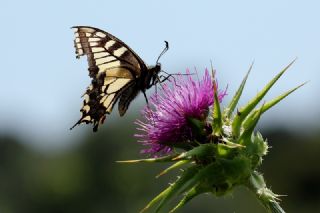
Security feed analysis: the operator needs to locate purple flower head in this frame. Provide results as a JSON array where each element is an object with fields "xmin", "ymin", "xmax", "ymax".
[{"xmin": 135, "ymin": 69, "xmax": 227, "ymax": 156}]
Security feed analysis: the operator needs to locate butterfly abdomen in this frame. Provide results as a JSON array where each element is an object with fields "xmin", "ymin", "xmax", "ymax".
[{"xmin": 118, "ymin": 82, "xmax": 140, "ymax": 116}]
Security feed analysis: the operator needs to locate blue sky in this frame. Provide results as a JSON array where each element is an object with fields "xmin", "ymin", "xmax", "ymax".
[{"xmin": 1, "ymin": 0, "xmax": 319, "ymax": 150}]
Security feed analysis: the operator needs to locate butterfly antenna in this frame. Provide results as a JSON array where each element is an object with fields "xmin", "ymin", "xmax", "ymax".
[
  {"xmin": 156, "ymin": 41, "xmax": 169, "ymax": 64},
  {"xmin": 161, "ymin": 70, "xmax": 195, "ymax": 76}
]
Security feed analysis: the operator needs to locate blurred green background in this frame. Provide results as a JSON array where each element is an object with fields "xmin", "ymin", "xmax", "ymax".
[
  {"xmin": 1, "ymin": 0, "xmax": 320, "ymax": 212},
  {"xmin": 1, "ymin": 116, "xmax": 320, "ymax": 213}
]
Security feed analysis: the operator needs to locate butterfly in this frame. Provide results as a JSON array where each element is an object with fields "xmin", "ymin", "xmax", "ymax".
[{"xmin": 70, "ymin": 26, "xmax": 169, "ymax": 132}]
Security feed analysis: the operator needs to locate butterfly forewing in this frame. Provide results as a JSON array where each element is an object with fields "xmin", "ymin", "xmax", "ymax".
[
  {"xmin": 71, "ymin": 26, "xmax": 148, "ymax": 131},
  {"xmin": 73, "ymin": 26, "xmax": 144, "ymax": 77}
]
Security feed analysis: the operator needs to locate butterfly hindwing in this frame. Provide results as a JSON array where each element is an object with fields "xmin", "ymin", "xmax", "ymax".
[{"xmin": 73, "ymin": 73, "xmax": 135, "ymax": 131}]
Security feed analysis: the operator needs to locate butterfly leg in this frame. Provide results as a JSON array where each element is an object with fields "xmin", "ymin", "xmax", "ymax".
[
  {"xmin": 158, "ymin": 74, "xmax": 183, "ymax": 89},
  {"xmin": 158, "ymin": 74, "xmax": 173, "ymax": 83},
  {"xmin": 142, "ymin": 90, "xmax": 149, "ymax": 105}
]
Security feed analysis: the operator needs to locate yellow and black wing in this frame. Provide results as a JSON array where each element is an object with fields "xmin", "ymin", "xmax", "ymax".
[{"xmin": 71, "ymin": 26, "xmax": 146, "ymax": 131}]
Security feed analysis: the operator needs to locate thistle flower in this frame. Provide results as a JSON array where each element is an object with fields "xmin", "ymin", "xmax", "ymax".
[
  {"xmin": 135, "ymin": 69, "xmax": 227, "ymax": 155},
  {"xmin": 120, "ymin": 60, "xmax": 305, "ymax": 213}
]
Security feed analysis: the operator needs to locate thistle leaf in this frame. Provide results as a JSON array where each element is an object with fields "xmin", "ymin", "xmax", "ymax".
[
  {"xmin": 155, "ymin": 166, "xmax": 199, "ymax": 212},
  {"xmin": 169, "ymin": 184, "xmax": 207, "ymax": 213},
  {"xmin": 224, "ymin": 62, "xmax": 253, "ymax": 118},
  {"xmin": 140, "ymin": 185, "xmax": 172, "ymax": 213},
  {"xmin": 173, "ymin": 144, "xmax": 216, "ymax": 161},
  {"xmin": 220, "ymin": 138, "xmax": 246, "ymax": 149},
  {"xmin": 177, "ymin": 163, "xmax": 223, "ymax": 196},
  {"xmin": 232, "ymin": 59, "xmax": 296, "ymax": 137},
  {"xmin": 156, "ymin": 160, "xmax": 190, "ymax": 178},
  {"xmin": 213, "ymin": 90, "xmax": 223, "ymax": 135},
  {"xmin": 116, "ymin": 154, "xmax": 179, "ymax": 163},
  {"xmin": 239, "ymin": 103, "xmax": 264, "ymax": 145},
  {"xmin": 242, "ymin": 82, "xmax": 307, "ymax": 128}
]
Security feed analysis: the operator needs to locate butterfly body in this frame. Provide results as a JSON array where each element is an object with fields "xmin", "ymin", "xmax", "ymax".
[{"xmin": 71, "ymin": 26, "xmax": 166, "ymax": 131}]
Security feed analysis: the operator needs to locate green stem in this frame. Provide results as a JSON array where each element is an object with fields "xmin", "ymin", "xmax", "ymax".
[{"xmin": 246, "ymin": 172, "xmax": 285, "ymax": 213}]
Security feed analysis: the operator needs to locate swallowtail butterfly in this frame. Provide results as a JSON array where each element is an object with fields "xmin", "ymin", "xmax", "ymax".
[{"xmin": 71, "ymin": 26, "xmax": 168, "ymax": 132}]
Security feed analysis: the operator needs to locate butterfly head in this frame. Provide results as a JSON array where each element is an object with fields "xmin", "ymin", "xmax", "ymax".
[
  {"xmin": 154, "ymin": 61, "xmax": 162, "ymax": 76},
  {"xmin": 147, "ymin": 64, "xmax": 162, "ymax": 85}
]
